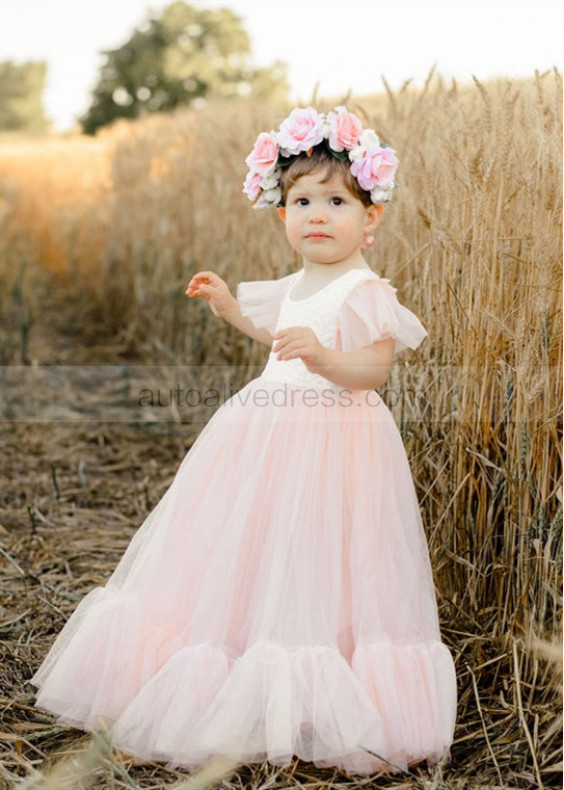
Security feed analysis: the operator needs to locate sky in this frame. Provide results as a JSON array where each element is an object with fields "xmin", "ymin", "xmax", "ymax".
[{"xmin": 0, "ymin": 0, "xmax": 562, "ymax": 132}]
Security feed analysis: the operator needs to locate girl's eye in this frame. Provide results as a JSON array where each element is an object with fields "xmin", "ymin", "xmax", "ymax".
[{"xmin": 293, "ymin": 196, "xmax": 344, "ymax": 206}]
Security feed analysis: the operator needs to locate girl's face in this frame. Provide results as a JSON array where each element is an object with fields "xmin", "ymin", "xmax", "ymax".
[{"xmin": 278, "ymin": 169, "xmax": 382, "ymax": 266}]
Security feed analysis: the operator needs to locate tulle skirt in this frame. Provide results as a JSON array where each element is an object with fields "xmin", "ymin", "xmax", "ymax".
[{"xmin": 31, "ymin": 376, "xmax": 457, "ymax": 776}]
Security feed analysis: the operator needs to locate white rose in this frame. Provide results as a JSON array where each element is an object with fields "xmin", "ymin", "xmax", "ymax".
[
  {"xmin": 348, "ymin": 145, "xmax": 365, "ymax": 163},
  {"xmin": 263, "ymin": 186, "xmax": 282, "ymax": 204},
  {"xmin": 370, "ymin": 187, "xmax": 392, "ymax": 203},
  {"xmin": 360, "ymin": 129, "xmax": 380, "ymax": 150},
  {"xmin": 252, "ymin": 195, "xmax": 270, "ymax": 209},
  {"xmin": 260, "ymin": 173, "xmax": 280, "ymax": 190}
]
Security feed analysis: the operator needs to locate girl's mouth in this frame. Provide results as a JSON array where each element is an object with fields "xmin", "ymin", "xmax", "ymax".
[{"xmin": 306, "ymin": 233, "xmax": 331, "ymax": 239}]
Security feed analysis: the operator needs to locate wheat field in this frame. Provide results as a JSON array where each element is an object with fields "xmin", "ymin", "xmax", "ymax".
[{"xmin": 0, "ymin": 70, "xmax": 562, "ymax": 789}]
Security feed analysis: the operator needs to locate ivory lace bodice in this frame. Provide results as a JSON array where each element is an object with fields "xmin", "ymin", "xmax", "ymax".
[{"xmin": 260, "ymin": 268, "xmax": 379, "ymax": 392}]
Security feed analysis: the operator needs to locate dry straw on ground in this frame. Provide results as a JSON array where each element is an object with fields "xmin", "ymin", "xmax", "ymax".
[{"xmin": 0, "ymin": 70, "xmax": 562, "ymax": 788}]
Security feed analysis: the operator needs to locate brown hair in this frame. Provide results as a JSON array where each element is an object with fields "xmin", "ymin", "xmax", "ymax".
[{"xmin": 278, "ymin": 142, "xmax": 372, "ymax": 207}]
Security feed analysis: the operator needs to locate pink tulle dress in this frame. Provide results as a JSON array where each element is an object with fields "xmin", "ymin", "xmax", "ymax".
[{"xmin": 31, "ymin": 266, "xmax": 457, "ymax": 776}]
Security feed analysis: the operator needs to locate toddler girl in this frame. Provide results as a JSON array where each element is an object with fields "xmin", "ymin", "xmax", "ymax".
[{"xmin": 31, "ymin": 106, "xmax": 457, "ymax": 777}]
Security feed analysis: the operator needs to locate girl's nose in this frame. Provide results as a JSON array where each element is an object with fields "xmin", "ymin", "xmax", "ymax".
[{"xmin": 309, "ymin": 210, "xmax": 327, "ymax": 223}]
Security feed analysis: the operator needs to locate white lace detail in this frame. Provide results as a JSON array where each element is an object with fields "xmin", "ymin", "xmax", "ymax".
[{"xmin": 260, "ymin": 268, "xmax": 380, "ymax": 391}]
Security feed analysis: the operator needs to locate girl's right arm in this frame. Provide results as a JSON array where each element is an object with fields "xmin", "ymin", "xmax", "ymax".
[{"xmin": 185, "ymin": 271, "xmax": 273, "ymax": 347}]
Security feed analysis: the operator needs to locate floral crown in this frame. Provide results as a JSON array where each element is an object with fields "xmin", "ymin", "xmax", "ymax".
[{"xmin": 243, "ymin": 105, "xmax": 399, "ymax": 210}]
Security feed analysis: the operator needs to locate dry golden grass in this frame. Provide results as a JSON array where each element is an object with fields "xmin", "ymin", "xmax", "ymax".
[{"xmin": 0, "ymin": 70, "xmax": 562, "ymax": 788}]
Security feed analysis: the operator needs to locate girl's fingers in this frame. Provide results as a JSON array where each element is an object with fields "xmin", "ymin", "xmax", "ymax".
[
  {"xmin": 186, "ymin": 282, "xmax": 213, "ymax": 297},
  {"xmin": 277, "ymin": 342, "xmax": 307, "ymax": 359},
  {"xmin": 193, "ymin": 271, "xmax": 218, "ymax": 285},
  {"xmin": 274, "ymin": 336, "xmax": 307, "ymax": 351},
  {"xmin": 186, "ymin": 271, "xmax": 218, "ymax": 290}
]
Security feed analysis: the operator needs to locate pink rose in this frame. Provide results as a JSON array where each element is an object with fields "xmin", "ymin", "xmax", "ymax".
[
  {"xmin": 350, "ymin": 147, "xmax": 399, "ymax": 190},
  {"xmin": 245, "ymin": 131, "xmax": 279, "ymax": 177},
  {"xmin": 243, "ymin": 171, "xmax": 262, "ymax": 201},
  {"xmin": 327, "ymin": 106, "xmax": 363, "ymax": 152},
  {"xmin": 276, "ymin": 107, "xmax": 324, "ymax": 156}
]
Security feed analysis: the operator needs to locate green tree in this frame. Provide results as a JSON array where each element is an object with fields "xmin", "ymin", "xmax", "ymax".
[
  {"xmin": 0, "ymin": 60, "xmax": 50, "ymax": 133},
  {"xmin": 80, "ymin": 1, "xmax": 288, "ymax": 134}
]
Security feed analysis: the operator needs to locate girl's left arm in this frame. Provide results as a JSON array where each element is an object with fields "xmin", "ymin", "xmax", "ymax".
[
  {"xmin": 311, "ymin": 341, "xmax": 396, "ymax": 390},
  {"xmin": 272, "ymin": 327, "xmax": 395, "ymax": 390}
]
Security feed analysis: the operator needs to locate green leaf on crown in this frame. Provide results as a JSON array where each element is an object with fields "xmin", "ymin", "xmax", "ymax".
[
  {"xmin": 276, "ymin": 153, "xmax": 296, "ymax": 168},
  {"xmin": 329, "ymin": 150, "xmax": 350, "ymax": 162}
]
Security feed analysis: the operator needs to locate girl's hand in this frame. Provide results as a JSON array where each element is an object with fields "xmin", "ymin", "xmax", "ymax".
[
  {"xmin": 272, "ymin": 327, "xmax": 329, "ymax": 372},
  {"xmin": 185, "ymin": 271, "xmax": 237, "ymax": 319}
]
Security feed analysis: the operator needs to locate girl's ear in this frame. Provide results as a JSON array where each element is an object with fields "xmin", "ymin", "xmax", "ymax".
[
  {"xmin": 365, "ymin": 204, "xmax": 384, "ymax": 232},
  {"xmin": 278, "ymin": 207, "xmax": 286, "ymax": 222}
]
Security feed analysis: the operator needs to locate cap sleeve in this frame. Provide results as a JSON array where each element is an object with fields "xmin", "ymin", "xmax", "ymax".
[
  {"xmin": 236, "ymin": 272, "xmax": 298, "ymax": 334},
  {"xmin": 336, "ymin": 276, "xmax": 428, "ymax": 355}
]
